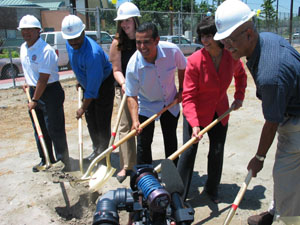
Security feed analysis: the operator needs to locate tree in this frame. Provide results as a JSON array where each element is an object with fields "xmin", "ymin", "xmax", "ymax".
[
  {"xmin": 260, "ymin": 0, "xmax": 277, "ymax": 31},
  {"xmin": 132, "ymin": 0, "xmax": 197, "ymax": 35}
]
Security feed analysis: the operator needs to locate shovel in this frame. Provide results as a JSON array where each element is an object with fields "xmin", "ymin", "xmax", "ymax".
[
  {"xmin": 74, "ymin": 99, "xmax": 179, "ymax": 192},
  {"xmin": 25, "ymin": 87, "xmax": 57, "ymax": 171},
  {"xmin": 78, "ymin": 87, "xmax": 84, "ymax": 174},
  {"xmin": 89, "ymin": 93, "xmax": 128, "ymax": 188},
  {"xmin": 155, "ymin": 105, "xmax": 235, "ymax": 173},
  {"xmin": 223, "ymin": 170, "xmax": 252, "ymax": 225}
]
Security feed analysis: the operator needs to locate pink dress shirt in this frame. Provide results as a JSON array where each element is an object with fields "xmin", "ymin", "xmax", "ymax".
[{"xmin": 182, "ymin": 48, "xmax": 247, "ymax": 128}]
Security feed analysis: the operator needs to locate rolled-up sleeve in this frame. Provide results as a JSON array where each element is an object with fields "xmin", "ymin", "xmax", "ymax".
[{"xmin": 233, "ymin": 59, "xmax": 247, "ymax": 101}]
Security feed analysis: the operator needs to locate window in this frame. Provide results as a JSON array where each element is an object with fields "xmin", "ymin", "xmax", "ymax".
[
  {"xmin": 46, "ymin": 34, "xmax": 54, "ymax": 45},
  {"xmin": 172, "ymin": 37, "xmax": 179, "ymax": 44},
  {"xmin": 101, "ymin": 33, "xmax": 112, "ymax": 44}
]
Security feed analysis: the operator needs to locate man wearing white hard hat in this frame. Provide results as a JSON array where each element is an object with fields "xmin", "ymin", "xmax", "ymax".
[
  {"xmin": 215, "ymin": 0, "xmax": 300, "ymax": 224},
  {"xmin": 61, "ymin": 15, "xmax": 115, "ymax": 162},
  {"xmin": 18, "ymin": 15, "xmax": 70, "ymax": 172}
]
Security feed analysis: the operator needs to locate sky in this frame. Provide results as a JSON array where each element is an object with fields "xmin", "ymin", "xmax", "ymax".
[{"xmin": 115, "ymin": 0, "xmax": 300, "ymax": 14}]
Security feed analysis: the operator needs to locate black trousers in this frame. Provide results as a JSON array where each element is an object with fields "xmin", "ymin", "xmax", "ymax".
[
  {"xmin": 177, "ymin": 113, "xmax": 228, "ymax": 200},
  {"xmin": 137, "ymin": 110, "xmax": 179, "ymax": 165},
  {"xmin": 29, "ymin": 82, "xmax": 69, "ymax": 164},
  {"xmin": 84, "ymin": 73, "xmax": 115, "ymax": 154}
]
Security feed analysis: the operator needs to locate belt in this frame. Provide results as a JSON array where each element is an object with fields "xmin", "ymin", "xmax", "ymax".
[
  {"xmin": 284, "ymin": 113, "xmax": 298, "ymax": 117},
  {"xmin": 30, "ymin": 81, "xmax": 59, "ymax": 89}
]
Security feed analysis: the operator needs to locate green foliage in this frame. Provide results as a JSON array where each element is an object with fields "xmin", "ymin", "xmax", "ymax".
[
  {"xmin": 0, "ymin": 49, "xmax": 20, "ymax": 58},
  {"xmin": 260, "ymin": 0, "xmax": 277, "ymax": 31}
]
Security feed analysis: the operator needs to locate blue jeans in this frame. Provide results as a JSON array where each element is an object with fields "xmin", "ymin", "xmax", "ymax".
[
  {"xmin": 177, "ymin": 114, "xmax": 228, "ymax": 200},
  {"xmin": 84, "ymin": 74, "xmax": 115, "ymax": 153},
  {"xmin": 29, "ymin": 82, "xmax": 69, "ymax": 164},
  {"xmin": 137, "ymin": 110, "xmax": 179, "ymax": 165}
]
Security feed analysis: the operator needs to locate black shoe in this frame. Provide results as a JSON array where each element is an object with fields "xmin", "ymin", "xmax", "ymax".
[
  {"xmin": 247, "ymin": 211, "xmax": 274, "ymax": 225},
  {"xmin": 86, "ymin": 151, "xmax": 98, "ymax": 161},
  {"xmin": 204, "ymin": 185, "xmax": 220, "ymax": 204},
  {"xmin": 32, "ymin": 160, "xmax": 45, "ymax": 173},
  {"xmin": 116, "ymin": 170, "xmax": 133, "ymax": 183}
]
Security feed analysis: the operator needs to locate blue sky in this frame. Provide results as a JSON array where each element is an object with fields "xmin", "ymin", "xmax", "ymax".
[{"xmin": 115, "ymin": 0, "xmax": 300, "ymax": 14}]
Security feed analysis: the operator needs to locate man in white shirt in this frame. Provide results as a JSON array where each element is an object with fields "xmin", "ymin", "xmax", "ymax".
[
  {"xmin": 126, "ymin": 22, "xmax": 186, "ymax": 165},
  {"xmin": 19, "ymin": 15, "xmax": 70, "ymax": 172}
]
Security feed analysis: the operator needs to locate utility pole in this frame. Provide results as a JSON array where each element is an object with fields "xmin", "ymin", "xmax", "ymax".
[
  {"xmin": 276, "ymin": 0, "xmax": 279, "ymax": 33},
  {"xmin": 289, "ymin": 0, "xmax": 294, "ymax": 44},
  {"xmin": 70, "ymin": 0, "xmax": 76, "ymax": 14},
  {"xmin": 170, "ymin": 0, "xmax": 173, "ymax": 35},
  {"xmin": 85, "ymin": 0, "xmax": 89, "ymax": 30},
  {"xmin": 191, "ymin": 0, "xmax": 193, "ymax": 41}
]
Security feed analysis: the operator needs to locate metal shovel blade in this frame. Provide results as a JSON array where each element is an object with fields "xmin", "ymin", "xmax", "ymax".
[{"xmin": 88, "ymin": 154, "xmax": 116, "ymax": 192}]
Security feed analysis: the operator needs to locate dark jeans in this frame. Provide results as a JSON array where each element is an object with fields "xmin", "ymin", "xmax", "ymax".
[
  {"xmin": 137, "ymin": 110, "xmax": 179, "ymax": 165},
  {"xmin": 177, "ymin": 114, "xmax": 228, "ymax": 200},
  {"xmin": 84, "ymin": 73, "xmax": 115, "ymax": 154},
  {"xmin": 29, "ymin": 82, "xmax": 69, "ymax": 164}
]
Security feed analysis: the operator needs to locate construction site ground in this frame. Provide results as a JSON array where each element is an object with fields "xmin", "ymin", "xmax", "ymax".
[{"xmin": 0, "ymin": 58, "xmax": 281, "ymax": 225}]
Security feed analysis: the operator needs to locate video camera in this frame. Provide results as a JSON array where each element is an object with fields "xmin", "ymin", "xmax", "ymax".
[{"xmin": 93, "ymin": 161, "xmax": 194, "ymax": 225}]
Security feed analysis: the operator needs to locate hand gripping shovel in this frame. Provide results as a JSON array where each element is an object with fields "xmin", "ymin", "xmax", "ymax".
[
  {"xmin": 155, "ymin": 105, "xmax": 235, "ymax": 173},
  {"xmin": 25, "ymin": 87, "xmax": 57, "ymax": 171},
  {"xmin": 223, "ymin": 170, "xmax": 252, "ymax": 225},
  {"xmin": 73, "ymin": 99, "xmax": 179, "ymax": 192},
  {"xmin": 78, "ymin": 87, "xmax": 84, "ymax": 174}
]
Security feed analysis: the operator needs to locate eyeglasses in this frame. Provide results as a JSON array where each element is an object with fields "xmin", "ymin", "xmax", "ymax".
[{"xmin": 220, "ymin": 28, "xmax": 248, "ymax": 45}]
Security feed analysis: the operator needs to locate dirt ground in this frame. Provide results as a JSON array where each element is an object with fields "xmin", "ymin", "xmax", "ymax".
[{"xmin": 0, "ymin": 66, "xmax": 278, "ymax": 225}]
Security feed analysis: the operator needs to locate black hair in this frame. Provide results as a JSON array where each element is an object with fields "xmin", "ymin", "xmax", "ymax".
[
  {"xmin": 196, "ymin": 16, "xmax": 223, "ymax": 48},
  {"xmin": 136, "ymin": 22, "xmax": 159, "ymax": 39}
]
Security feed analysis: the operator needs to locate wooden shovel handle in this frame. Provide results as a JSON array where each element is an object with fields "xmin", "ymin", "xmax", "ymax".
[
  {"xmin": 25, "ymin": 87, "xmax": 51, "ymax": 168},
  {"xmin": 82, "ymin": 99, "xmax": 179, "ymax": 179},
  {"xmin": 155, "ymin": 105, "xmax": 234, "ymax": 173},
  {"xmin": 223, "ymin": 170, "xmax": 252, "ymax": 225}
]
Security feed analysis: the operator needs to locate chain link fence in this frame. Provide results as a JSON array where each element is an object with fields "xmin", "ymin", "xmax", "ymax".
[{"xmin": 1, "ymin": 6, "xmax": 300, "ymax": 85}]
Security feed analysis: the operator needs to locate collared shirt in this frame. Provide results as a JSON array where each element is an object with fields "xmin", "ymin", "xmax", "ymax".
[
  {"xmin": 125, "ymin": 41, "xmax": 187, "ymax": 118},
  {"xmin": 20, "ymin": 37, "xmax": 59, "ymax": 86},
  {"xmin": 247, "ymin": 32, "xmax": 300, "ymax": 123},
  {"xmin": 182, "ymin": 48, "xmax": 247, "ymax": 128},
  {"xmin": 66, "ymin": 36, "xmax": 112, "ymax": 99}
]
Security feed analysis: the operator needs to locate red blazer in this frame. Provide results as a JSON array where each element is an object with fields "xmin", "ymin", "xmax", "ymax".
[{"xmin": 182, "ymin": 48, "xmax": 247, "ymax": 128}]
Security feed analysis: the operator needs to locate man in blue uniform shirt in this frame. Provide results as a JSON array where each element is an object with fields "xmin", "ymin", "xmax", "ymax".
[
  {"xmin": 215, "ymin": 0, "xmax": 300, "ymax": 224},
  {"xmin": 61, "ymin": 15, "xmax": 115, "ymax": 161}
]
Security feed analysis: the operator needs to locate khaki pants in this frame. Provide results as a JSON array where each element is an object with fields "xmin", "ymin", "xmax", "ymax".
[
  {"xmin": 115, "ymin": 87, "xmax": 136, "ymax": 170},
  {"xmin": 274, "ymin": 116, "xmax": 300, "ymax": 218}
]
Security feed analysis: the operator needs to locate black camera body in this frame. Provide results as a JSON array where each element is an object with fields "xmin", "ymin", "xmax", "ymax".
[{"xmin": 93, "ymin": 164, "xmax": 194, "ymax": 225}]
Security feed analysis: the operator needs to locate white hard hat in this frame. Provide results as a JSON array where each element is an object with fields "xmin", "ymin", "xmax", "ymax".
[
  {"xmin": 114, "ymin": 2, "xmax": 141, "ymax": 21},
  {"xmin": 18, "ymin": 15, "xmax": 42, "ymax": 30},
  {"xmin": 61, "ymin": 15, "xmax": 86, "ymax": 40},
  {"xmin": 214, "ymin": 0, "xmax": 255, "ymax": 40}
]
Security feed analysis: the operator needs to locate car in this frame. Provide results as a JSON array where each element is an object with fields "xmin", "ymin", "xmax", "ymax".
[
  {"xmin": 40, "ymin": 31, "xmax": 113, "ymax": 70},
  {"xmin": 160, "ymin": 35, "xmax": 203, "ymax": 55},
  {"xmin": 293, "ymin": 32, "xmax": 300, "ymax": 39},
  {"xmin": 0, "ymin": 57, "xmax": 23, "ymax": 80}
]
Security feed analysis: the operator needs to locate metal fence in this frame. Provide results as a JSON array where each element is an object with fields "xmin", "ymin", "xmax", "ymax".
[{"xmin": 1, "ymin": 6, "xmax": 300, "ymax": 85}]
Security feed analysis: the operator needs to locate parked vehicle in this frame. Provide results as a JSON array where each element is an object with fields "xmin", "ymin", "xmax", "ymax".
[
  {"xmin": 160, "ymin": 35, "xmax": 203, "ymax": 55},
  {"xmin": 293, "ymin": 32, "xmax": 300, "ymax": 39},
  {"xmin": 40, "ymin": 31, "xmax": 113, "ymax": 70},
  {"xmin": 0, "ymin": 57, "xmax": 23, "ymax": 80}
]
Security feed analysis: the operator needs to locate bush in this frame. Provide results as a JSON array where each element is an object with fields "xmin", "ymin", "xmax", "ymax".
[{"xmin": 0, "ymin": 49, "xmax": 20, "ymax": 58}]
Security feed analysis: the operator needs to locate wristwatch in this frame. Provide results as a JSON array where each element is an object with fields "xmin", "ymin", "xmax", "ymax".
[
  {"xmin": 255, "ymin": 154, "xmax": 265, "ymax": 162},
  {"xmin": 32, "ymin": 98, "xmax": 38, "ymax": 103}
]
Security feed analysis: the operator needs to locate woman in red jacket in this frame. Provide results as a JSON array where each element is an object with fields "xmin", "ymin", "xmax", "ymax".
[{"xmin": 177, "ymin": 16, "xmax": 247, "ymax": 203}]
